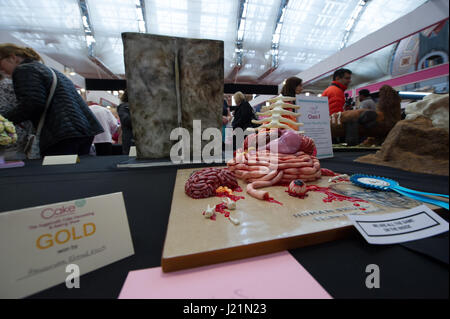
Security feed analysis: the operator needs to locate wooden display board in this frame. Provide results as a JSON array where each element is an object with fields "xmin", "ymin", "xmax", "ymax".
[{"xmin": 162, "ymin": 167, "xmax": 439, "ymax": 272}]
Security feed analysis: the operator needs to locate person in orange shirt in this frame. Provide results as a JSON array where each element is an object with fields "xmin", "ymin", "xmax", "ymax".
[
  {"xmin": 280, "ymin": 76, "xmax": 303, "ymax": 130},
  {"xmin": 322, "ymin": 68, "xmax": 352, "ymax": 115}
]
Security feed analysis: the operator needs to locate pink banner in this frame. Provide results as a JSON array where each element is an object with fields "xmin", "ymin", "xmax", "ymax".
[{"xmin": 346, "ymin": 63, "xmax": 449, "ymax": 97}]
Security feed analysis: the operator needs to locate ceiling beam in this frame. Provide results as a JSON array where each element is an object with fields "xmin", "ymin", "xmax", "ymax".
[
  {"xmin": 78, "ymin": 0, "xmax": 95, "ymax": 57},
  {"xmin": 226, "ymin": 65, "xmax": 242, "ymax": 84},
  {"xmin": 234, "ymin": 0, "xmax": 249, "ymax": 67},
  {"xmin": 136, "ymin": 0, "xmax": 147, "ymax": 33},
  {"xmin": 258, "ymin": 0, "xmax": 289, "ymax": 83},
  {"xmin": 270, "ymin": 0, "xmax": 289, "ymax": 69},
  {"xmin": 340, "ymin": 0, "xmax": 370, "ymax": 50},
  {"xmin": 227, "ymin": 0, "xmax": 248, "ymax": 81},
  {"xmin": 256, "ymin": 67, "xmax": 276, "ymax": 83},
  {"xmin": 77, "ymin": 0, "xmax": 119, "ymax": 79},
  {"xmin": 88, "ymin": 56, "xmax": 121, "ymax": 79}
]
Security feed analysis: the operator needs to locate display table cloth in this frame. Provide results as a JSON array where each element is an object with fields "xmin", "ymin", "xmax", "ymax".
[{"xmin": 0, "ymin": 152, "xmax": 447, "ymax": 298}]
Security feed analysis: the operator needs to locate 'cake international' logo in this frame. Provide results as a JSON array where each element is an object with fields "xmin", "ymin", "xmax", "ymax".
[
  {"xmin": 40, "ymin": 199, "xmax": 86, "ymax": 219},
  {"xmin": 41, "ymin": 205, "xmax": 76, "ymax": 219},
  {"xmin": 75, "ymin": 199, "xmax": 87, "ymax": 208}
]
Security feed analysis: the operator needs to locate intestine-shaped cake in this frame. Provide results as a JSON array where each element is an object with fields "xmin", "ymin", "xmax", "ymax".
[{"xmin": 227, "ymin": 95, "xmax": 324, "ymax": 200}]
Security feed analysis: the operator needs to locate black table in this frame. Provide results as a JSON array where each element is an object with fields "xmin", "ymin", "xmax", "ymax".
[{"xmin": 0, "ymin": 152, "xmax": 448, "ymax": 299}]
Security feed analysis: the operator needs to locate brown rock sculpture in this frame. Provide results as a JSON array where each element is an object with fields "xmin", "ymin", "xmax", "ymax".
[{"xmin": 355, "ymin": 116, "xmax": 449, "ymax": 175}]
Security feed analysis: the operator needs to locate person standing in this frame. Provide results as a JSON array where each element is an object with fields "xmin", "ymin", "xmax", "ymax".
[
  {"xmin": 109, "ymin": 107, "xmax": 121, "ymax": 145},
  {"xmin": 281, "ymin": 76, "xmax": 303, "ymax": 97},
  {"xmin": 88, "ymin": 102, "xmax": 119, "ymax": 156},
  {"xmin": 0, "ymin": 43, "xmax": 103, "ymax": 157},
  {"xmin": 232, "ymin": 92, "xmax": 256, "ymax": 131},
  {"xmin": 222, "ymin": 99, "xmax": 231, "ymax": 142},
  {"xmin": 358, "ymin": 89, "xmax": 376, "ymax": 111},
  {"xmin": 280, "ymin": 76, "xmax": 303, "ymax": 130},
  {"xmin": 322, "ymin": 68, "xmax": 352, "ymax": 115},
  {"xmin": 231, "ymin": 92, "xmax": 256, "ymax": 150},
  {"xmin": 117, "ymin": 90, "xmax": 134, "ymax": 155}
]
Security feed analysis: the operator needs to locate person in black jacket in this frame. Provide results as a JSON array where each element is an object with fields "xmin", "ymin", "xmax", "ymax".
[
  {"xmin": 117, "ymin": 90, "xmax": 134, "ymax": 155},
  {"xmin": 0, "ymin": 43, "xmax": 103, "ymax": 156},
  {"xmin": 231, "ymin": 91, "xmax": 256, "ymax": 131},
  {"xmin": 231, "ymin": 92, "xmax": 256, "ymax": 150}
]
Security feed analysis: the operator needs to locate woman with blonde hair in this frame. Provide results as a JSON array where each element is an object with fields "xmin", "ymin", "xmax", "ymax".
[
  {"xmin": 0, "ymin": 43, "xmax": 103, "ymax": 157},
  {"xmin": 231, "ymin": 91, "xmax": 256, "ymax": 131},
  {"xmin": 231, "ymin": 91, "xmax": 256, "ymax": 150}
]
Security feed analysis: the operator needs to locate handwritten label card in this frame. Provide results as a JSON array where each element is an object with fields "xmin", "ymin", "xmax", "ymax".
[
  {"xmin": 0, "ymin": 192, "xmax": 134, "ymax": 298},
  {"xmin": 348, "ymin": 205, "xmax": 448, "ymax": 244}
]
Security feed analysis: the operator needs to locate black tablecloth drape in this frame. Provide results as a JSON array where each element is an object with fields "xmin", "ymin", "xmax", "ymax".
[{"xmin": 0, "ymin": 152, "xmax": 448, "ymax": 298}]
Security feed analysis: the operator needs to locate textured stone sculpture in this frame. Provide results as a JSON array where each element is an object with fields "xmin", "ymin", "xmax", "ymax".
[
  {"xmin": 122, "ymin": 33, "xmax": 224, "ymax": 158},
  {"xmin": 356, "ymin": 94, "xmax": 449, "ymax": 175},
  {"xmin": 404, "ymin": 93, "xmax": 449, "ymax": 131},
  {"xmin": 356, "ymin": 116, "xmax": 449, "ymax": 176}
]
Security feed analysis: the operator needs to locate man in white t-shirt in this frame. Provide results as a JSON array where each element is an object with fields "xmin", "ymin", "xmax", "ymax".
[
  {"xmin": 358, "ymin": 89, "xmax": 376, "ymax": 111},
  {"xmin": 88, "ymin": 102, "xmax": 120, "ymax": 156}
]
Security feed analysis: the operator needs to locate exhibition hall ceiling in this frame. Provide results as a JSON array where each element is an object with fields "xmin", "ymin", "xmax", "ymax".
[{"xmin": 0, "ymin": 0, "xmax": 427, "ymax": 85}]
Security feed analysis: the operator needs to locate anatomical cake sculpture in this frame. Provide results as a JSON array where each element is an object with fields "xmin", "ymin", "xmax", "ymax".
[
  {"xmin": 228, "ymin": 95, "xmax": 323, "ymax": 200},
  {"xmin": 184, "ymin": 95, "xmax": 358, "ymax": 224}
]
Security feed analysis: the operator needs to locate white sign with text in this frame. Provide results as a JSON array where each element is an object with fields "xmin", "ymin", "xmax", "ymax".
[
  {"xmin": 296, "ymin": 95, "xmax": 333, "ymax": 159},
  {"xmin": 0, "ymin": 192, "xmax": 134, "ymax": 298},
  {"xmin": 42, "ymin": 155, "xmax": 80, "ymax": 166},
  {"xmin": 348, "ymin": 205, "xmax": 448, "ymax": 245}
]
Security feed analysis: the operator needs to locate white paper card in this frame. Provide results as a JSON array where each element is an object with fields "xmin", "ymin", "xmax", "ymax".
[
  {"xmin": 0, "ymin": 192, "xmax": 134, "ymax": 298},
  {"xmin": 42, "ymin": 155, "xmax": 79, "ymax": 165},
  {"xmin": 348, "ymin": 205, "xmax": 449, "ymax": 245},
  {"xmin": 296, "ymin": 95, "xmax": 333, "ymax": 159},
  {"xmin": 129, "ymin": 146, "xmax": 137, "ymax": 157}
]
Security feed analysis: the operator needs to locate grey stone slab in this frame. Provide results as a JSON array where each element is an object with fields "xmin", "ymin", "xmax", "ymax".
[{"xmin": 122, "ymin": 33, "xmax": 224, "ymax": 159}]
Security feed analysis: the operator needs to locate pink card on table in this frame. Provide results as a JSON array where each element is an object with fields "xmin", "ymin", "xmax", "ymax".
[{"xmin": 118, "ymin": 251, "xmax": 332, "ymax": 299}]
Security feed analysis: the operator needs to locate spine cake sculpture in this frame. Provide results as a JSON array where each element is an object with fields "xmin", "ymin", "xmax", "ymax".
[
  {"xmin": 227, "ymin": 95, "xmax": 323, "ymax": 200},
  {"xmin": 250, "ymin": 95, "xmax": 304, "ymax": 132}
]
